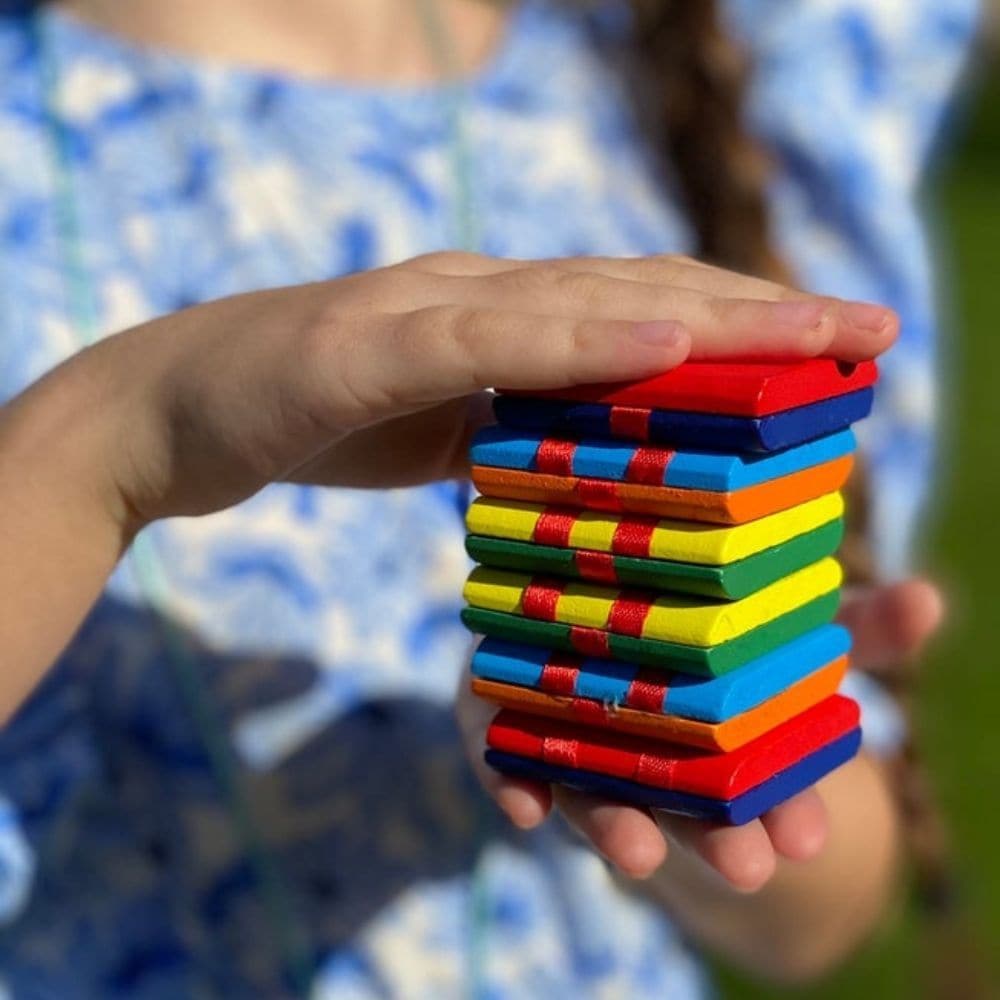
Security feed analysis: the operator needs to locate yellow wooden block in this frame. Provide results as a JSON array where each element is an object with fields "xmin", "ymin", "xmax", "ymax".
[
  {"xmin": 465, "ymin": 493, "xmax": 844, "ymax": 565},
  {"xmin": 641, "ymin": 558, "xmax": 842, "ymax": 645},
  {"xmin": 647, "ymin": 493, "xmax": 843, "ymax": 563},
  {"xmin": 462, "ymin": 559, "xmax": 843, "ymax": 648},
  {"xmin": 568, "ymin": 511, "xmax": 618, "ymax": 551},
  {"xmin": 466, "ymin": 497, "xmax": 540, "ymax": 542},
  {"xmin": 464, "ymin": 567, "xmax": 527, "ymax": 614},
  {"xmin": 555, "ymin": 582, "xmax": 619, "ymax": 629}
]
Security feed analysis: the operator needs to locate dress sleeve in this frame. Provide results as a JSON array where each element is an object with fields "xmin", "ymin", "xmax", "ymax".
[{"xmin": 723, "ymin": 0, "xmax": 981, "ymax": 576}]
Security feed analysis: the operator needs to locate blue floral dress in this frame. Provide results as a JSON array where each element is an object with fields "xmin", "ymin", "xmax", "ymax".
[{"xmin": 0, "ymin": 2, "xmax": 979, "ymax": 997}]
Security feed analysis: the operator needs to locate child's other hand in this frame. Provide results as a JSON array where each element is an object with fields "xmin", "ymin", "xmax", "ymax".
[
  {"xmin": 456, "ymin": 578, "xmax": 943, "ymax": 891},
  {"xmin": 59, "ymin": 252, "xmax": 896, "ymax": 533}
]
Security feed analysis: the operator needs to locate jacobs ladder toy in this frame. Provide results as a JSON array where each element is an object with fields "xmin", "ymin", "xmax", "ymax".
[{"xmin": 461, "ymin": 358, "xmax": 872, "ymax": 825}]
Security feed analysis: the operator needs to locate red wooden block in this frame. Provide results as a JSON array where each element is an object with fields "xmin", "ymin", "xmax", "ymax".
[
  {"xmin": 485, "ymin": 694, "xmax": 859, "ymax": 799},
  {"xmin": 503, "ymin": 359, "xmax": 877, "ymax": 417}
]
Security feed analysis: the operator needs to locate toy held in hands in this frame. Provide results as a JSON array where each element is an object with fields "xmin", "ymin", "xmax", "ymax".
[{"xmin": 462, "ymin": 358, "xmax": 875, "ymax": 825}]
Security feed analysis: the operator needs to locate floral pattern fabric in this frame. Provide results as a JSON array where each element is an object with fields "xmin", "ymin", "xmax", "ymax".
[{"xmin": 0, "ymin": 1, "xmax": 978, "ymax": 996}]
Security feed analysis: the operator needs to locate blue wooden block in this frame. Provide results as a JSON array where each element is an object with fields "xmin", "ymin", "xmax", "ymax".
[
  {"xmin": 469, "ymin": 425, "xmax": 856, "ymax": 492},
  {"xmin": 471, "ymin": 625, "xmax": 851, "ymax": 723},
  {"xmin": 493, "ymin": 388, "xmax": 874, "ymax": 453},
  {"xmin": 484, "ymin": 728, "xmax": 862, "ymax": 825}
]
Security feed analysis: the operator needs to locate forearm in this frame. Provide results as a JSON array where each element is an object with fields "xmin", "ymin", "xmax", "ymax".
[
  {"xmin": 0, "ymin": 352, "xmax": 133, "ymax": 722},
  {"xmin": 644, "ymin": 753, "xmax": 901, "ymax": 983}
]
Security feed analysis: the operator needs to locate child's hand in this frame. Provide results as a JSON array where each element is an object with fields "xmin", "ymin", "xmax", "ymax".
[
  {"xmin": 59, "ymin": 251, "xmax": 896, "ymax": 533},
  {"xmin": 456, "ymin": 579, "xmax": 943, "ymax": 890},
  {"xmin": 0, "ymin": 250, "xmax": 899, "ymax": 722}
]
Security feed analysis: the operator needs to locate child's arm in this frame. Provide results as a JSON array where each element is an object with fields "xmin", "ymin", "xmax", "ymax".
[{"xmin": 0, "ymin": 252, "xmax": 894, "ymax": 722}]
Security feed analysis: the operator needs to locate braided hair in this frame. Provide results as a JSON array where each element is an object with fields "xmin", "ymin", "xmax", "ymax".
[{"xmin": 626, "ymin": 1, "xmax": 986, "ymax": 993}]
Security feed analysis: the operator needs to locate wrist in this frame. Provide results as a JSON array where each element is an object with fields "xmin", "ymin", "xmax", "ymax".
[{"xmin": 0, "ymin": 348, "xmax": 144, "ymax": 549}]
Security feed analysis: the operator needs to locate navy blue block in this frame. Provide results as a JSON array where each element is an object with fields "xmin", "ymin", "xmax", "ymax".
[
  {"xmin": 493, "ymin": 388, "xmax": 874, "ymax": 453},
  {"xmin": 485, "ymin": 728, "xmax": 862, "ymax": 825}
]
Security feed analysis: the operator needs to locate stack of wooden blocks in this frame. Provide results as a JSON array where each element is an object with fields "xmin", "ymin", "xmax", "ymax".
[{"xmin": 461, "ymin": 360, "xmax": 876, "ymax": 824}]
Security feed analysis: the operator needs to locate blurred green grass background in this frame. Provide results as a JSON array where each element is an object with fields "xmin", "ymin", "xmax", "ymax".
[{"xmin": 719, "ymin": 49, "xmax": 1000, "ymax": 1000}]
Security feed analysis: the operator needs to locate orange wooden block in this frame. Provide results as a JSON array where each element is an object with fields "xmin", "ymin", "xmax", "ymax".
[
  {"xmin": 471, "ymin": 455, "xmax": 855, "ymax": 525},
  {"xmin": 470, "ymin": 655, "xmax": 849, "ymax": 751}
]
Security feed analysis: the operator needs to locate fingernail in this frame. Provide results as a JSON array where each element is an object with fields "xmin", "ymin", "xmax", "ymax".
[
  {"xmin": 767, "ymin": 300, "xmax": 832, "ymax": 330},
  {"xmin": 839, "ymin": 301, "xmax": 895, "ymax": 333},
  {"xmin": 630, "ymin": 321, "xmax": 689, "ymax": 348}
]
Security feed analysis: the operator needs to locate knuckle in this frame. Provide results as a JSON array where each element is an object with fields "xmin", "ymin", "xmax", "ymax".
[
  {"xmin": 444, "ymin": 305, "xmax": 491, "ymax": 354},
  {"xmin": 555, "ymin": 270, "xmax": 610, "ymax": 305},
  {"xmin": 703, "ymin": 294, "xmax": 733, "ymax": 325},
  {"xmin": 566, "ymin": 317, "xmax": 603, "ymax": 363},
  {"xmin": 296, "ymin": 298, "xmax": 345, "ymax": 371},
  {"xmin": 495, "ymin": 264, "xmax": 562, "ymax": 295},
  {"xmin": 400, "ymin": 304, "xmax": 478, "ymax": 363}
]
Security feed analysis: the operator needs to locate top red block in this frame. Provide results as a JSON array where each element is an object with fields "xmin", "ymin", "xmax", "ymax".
[{"xmin": 505, "ymin": 359, "xmax": 878, "ymax": 418}]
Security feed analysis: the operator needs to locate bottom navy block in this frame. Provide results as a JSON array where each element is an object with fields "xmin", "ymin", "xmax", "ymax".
[{"xmin": 485, "ymin": 728, "xmax": 862, "ymax": 826}]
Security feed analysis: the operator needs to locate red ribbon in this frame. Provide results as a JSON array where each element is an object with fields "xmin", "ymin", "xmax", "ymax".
[
  {"xmin": 624, "ymin": 446, "xmax": 674, "ymax": 485},
  {"xmin": 521, "ymin": 577, "xmax": 565, "ymax": 621},
  {"xmin": 569, "ymin": 625, "xmax": 611, "ymax": 657},
  {"xmin": 539, "ymin": 655, "xmax": 580, "ymax": 696},
  {"xmin": 574, "ymin": 550, "xmax": 618, "ymax": 584},
  {"xmin": 542, "ymin": 735, "xmax": 581, "ymax": 768},
  {"xmin": 535, "ymin": 439, "xmax": 577, "ymax": 476},
  {"xmin": 575, "ymin": 478, "xmax": 623, "ymax": 510},
  {"xmin": 607, "ymin": 590, "xmax": 654, "ymax": 637},
  {"xmin": 533, "ymin": 508, "xmax": 576, "ymax": 547},
  {"xmin": 611, "ymin": 517, "xmax": 657, "ymax": 558},
  {"xmin": 626, "ymin": 669, "xmax": 669, "ymax": 713},
  {"xmin": 609, "ymin": 405, "xmax": 651, "ymax": 440},
  {"xmin": 569, "ymin": 698, "xmax": 612, "ymax": 725}
]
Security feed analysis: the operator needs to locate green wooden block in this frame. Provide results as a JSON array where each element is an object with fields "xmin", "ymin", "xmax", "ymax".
[
  {"xmin": 460, "ymin": 591, "xmax": 841, "ymax": 677},
  {"xmin": 465, "ymin": 519, "xmax": 844, "ymax": 600}
]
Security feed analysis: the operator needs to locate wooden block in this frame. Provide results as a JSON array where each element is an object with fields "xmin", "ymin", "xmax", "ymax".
[
  {"xmin": 463, "ymin": 560, "xmax": 842, "ymax": 647},
  {"xmin": 471, "ymin": 455, "xmax": 855, "ymax": 524},
  {"xmin": 470, "ymin": 426, "xmax": 855, "ymax": 492},
  {"xmin": 493, "ymin": 388, "xmax": 874, "ymax": 453},
  {"xmin": 465, "ymin": 493, "xmax": 845, "ymax": 566},
  {"xmin": 465, "ymin": 518, "xmax": 844, "ymax": 599},
  {"xmin": 486, "ymin": 694, "xmax": 860, "ymax": 799},
  {"xmin": 471, "ymin": 654, "xmax": 848, "ymax": 751},
  {"xmin": 461, "ymin": 592, "xmax": 841, "ymax": 677},
  {"xmin": 502, "ymin": 359, "xmax": 878, "ymax": 416},
  {"xmin": 485, "ymin": 728, "xmax": 862, "ymax": 825},
  {"xmin": 471, "ymin": 625, "xmax": 851, "ymax": 722}
]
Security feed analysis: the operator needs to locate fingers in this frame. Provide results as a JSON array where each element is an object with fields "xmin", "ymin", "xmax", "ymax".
[
  {"xmin": 455, "ymin": 668, "xmax": 552, "ymax": 830},
  {"xmin": 335, "ymin": 306, "xmax": 691, "ymax": 424},
  {"xmin": 758, "ymin": 788, "xmax": 829, "ymax": 862},
  {"xmin": 323, "ymin": 252, "xmax": 897, "ymax": 428},
  {"xmin": 656, "ymin": 814, "xmax": 776, "ymax": 893},
  {"xmin": 458, "ymin": 647, "xmax": 829, "ymax": 890},
  {"xmin": 552, "ymin": 787, "xmax": 668, "ymax": 879},
  {"xmin": 408, "ymin": 251, "xmax": 800, "ymax": 301},
  {"xmin": 650, "ymin": 787, "xmax": 826, "ymax": 892},
  {"xmin": 837, "ymin": 578, "xmax": 945, "ymax": 670},
  {"xmin": 404, "ymin": 252, "xmax": 898, "ymax": 362},
  {"xmin": 447, "ymin": 271, "xmax": 847, "ymax": 360}
]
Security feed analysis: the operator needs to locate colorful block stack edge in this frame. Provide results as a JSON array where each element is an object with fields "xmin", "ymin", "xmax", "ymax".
[{"xmin": 461, "ymin": 359, "xmax": 874, "ymax": 825}]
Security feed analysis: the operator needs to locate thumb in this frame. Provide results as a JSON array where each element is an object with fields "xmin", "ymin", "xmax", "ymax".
[{"xmin": 836, "ymin": 579, "xmax": 945, "ymax": 671}]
